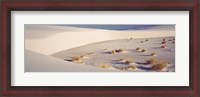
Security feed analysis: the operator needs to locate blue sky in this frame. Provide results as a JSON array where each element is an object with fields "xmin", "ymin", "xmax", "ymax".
[{"xmin": 55, "ymin": 25, "xmax": 173, "ymax": 30}]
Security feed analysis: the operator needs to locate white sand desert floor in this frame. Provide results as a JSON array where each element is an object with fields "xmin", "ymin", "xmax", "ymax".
[
  {"xmin": 52, "ymin": 37, "xmax": 175, "ymax": 72},
  {"xmin": 25, "ymin": 49, "xmax": 120, "ymax": 72},
  {"xmin": 25, "ymin": 25, "xmax": 175, "ymax": 72}
]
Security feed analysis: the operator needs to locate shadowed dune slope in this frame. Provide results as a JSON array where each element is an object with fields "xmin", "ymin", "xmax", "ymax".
[{"xmin": 25, "ymin": 49, "xmax": 120, "ymax": 72}]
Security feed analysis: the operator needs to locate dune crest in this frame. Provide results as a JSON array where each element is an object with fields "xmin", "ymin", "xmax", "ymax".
[{"xmin": 25, "ymin": 25, "xmax": 175, "ymax": 55}]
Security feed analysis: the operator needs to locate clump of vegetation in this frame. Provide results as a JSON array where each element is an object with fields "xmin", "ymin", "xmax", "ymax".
[
  {"xmin": 142, "ymin": 49, "xmax": 146, "ymax": 52},
  {"xmin": 161, "ymin": 45, "xmax": 167, "ymax": 48},
  {"xmin": 116, "ymin": 64, "xmax": 136, "ymax": 70},
  {"xmin": 118, "ymin": 66, "xmax": 128, "ymax": 70},
  {"xmin": 71, "ymin": 56, "xmax": 85, "ymax": 64},
  {"xmin": 104, "ymin": 48, "xmax": 107, "ymax": 50},
  {"xmin": 146, "ymin": 57, "xmax": 157, "ymax": 64},
  {"xmin": 168, "ymin": 39, "xmax": 171, "ymax": 41},
  {"xmin": 111, "ymin": 49, "xmax": 125, "ymax": 54},
  {"xmin": 128, "ymin": 65, "xmax": 136, "ymax": 70},
  {"xmin": 163, "ymin": 38, "xmax": 166, "ymax": 41},
  {"xmin": 146, "ymin": 39, "xmax": 149, "ymax": 41},
  {"xmin": 141, "ymin": 41, "xmax": 144, "ymax": 43},
  {"xmin": 111, "ymin": 50, "xmax": 116, "ymax": 54},
  {"xmin": 152, "ymin": 62, "xmax": 168, "ymax": 71},
  {"xmin": 72, "ymin": 56, "xmax": 81, "ymax": 61},
  {"xmin": 120, "ymin": 58, "xmax": 125, "ymax": 61},
  {"xmin": 97, "ymin": 64, "xmax": 112, "ymax": 68},
  {"xmin": 136, "ymin": 47, "xmax": 142, "ymax": 51},
  {"xmin": 161, "ymin": 41, "xmax": 166, "ymax": 44},
  {"xmin": 124, "ymin": 60, "xmax": 133, "ymax": 65},
  {"xmin": 173, "ymin": 38, "xmax": 175, "ymax": 40},
  {"xmin": 172, "ymin": 41, "xmax": 175, "ymax": 43},
  {"xmin": 116, "ymin": 48, "xmax": 124, "ymax": 53},
  {"xmin": 150, "ymin": 52, "xmax": 156, "ymax": 56}
]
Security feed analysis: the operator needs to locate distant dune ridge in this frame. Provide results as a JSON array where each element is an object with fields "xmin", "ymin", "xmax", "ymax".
[
  {"xmin": 25, "ymin": 24, "xmax": 175, "ymax": 55},
  {"xmin": 25, "ymin": 25, "xmax": 175, "ymax": 72}
]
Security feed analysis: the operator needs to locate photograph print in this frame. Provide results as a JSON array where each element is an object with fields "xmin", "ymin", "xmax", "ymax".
[{"xmin": 25, "ymin": 24, "xmax": 175, "ymax": 72}]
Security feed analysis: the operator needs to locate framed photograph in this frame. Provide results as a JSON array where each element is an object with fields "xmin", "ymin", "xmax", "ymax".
[{"xmin": 1, "ymin": 0, "xmax": 199, "ymax": 96}]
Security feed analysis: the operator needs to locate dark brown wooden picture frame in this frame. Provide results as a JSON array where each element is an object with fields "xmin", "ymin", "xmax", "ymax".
[{"xmin": 0, "ymin": 0, "xmax": 199, "ymax": 97}]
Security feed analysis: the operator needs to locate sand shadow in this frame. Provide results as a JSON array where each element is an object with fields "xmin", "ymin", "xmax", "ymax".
[
  {"xmin": 137, "ymin": 66, "xmax": 152, "ymax": 71},
  {"xmin": 110, "ymin": 60, "xmax": 124, "ymax": 64},
  {"xmin": 102, "ymin": 51, "xmax": 127, "ymax": 55},
  {"xmin": 126, "ymin": 49, "xmax": 139, "ymax": 53},
  {"xmin": 102, "ymin": 51, "xmax": 112, "ymax": 54},
  {"xmin": 64, "ymin": 59, "xmax": 73, "ymax": 62},
  {"xmin": 139, "ymin": 54, "xmax": 151, "ymax": 57},
  {"xmin": 150, "ymin": 46, "xmax": 161, "ymax": 50},
  {"xmin": 136, "ymin": 42, "xmax": 146, "ymax": 44},
  {"xmin": 135, "ymin": 62, "xmax": 147, "ymax": 65}
]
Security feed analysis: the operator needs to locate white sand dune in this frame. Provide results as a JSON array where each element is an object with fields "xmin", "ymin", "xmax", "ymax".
[
  {"xmin": 52, "ymin": 37, "xmax": 175, "ymax": 72},
  {"xmin": 25, "ymin": 49, "xmax": 120, "ymax": 72},
  {"xmin": 25, "ymin": 25, "xmax": 175, "ymax": 55}
]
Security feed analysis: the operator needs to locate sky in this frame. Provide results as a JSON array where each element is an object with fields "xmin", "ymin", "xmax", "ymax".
[{"xmin": 55, "ymin": 25, "xmax": 174, "ymax": 30}]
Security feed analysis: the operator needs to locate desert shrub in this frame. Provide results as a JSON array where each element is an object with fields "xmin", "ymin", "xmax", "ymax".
[
  {"xmin": 152, "ymin": 62, "xmax": 168, "ymax": 71},
  {"xmin": 130, "ymin": 37, "xmax": 133, "ymax": 39},
  {"xmin": 136, "ymin": 47, "xmax": 141, "ymax": 51},
  {"xmin": 172, "ymin": 41, "xmax": 175, "ymax": 43},
  {"xmin": 128, "ymin": 65, "xmax": 136, "ymax": 70},
  {"xmin": 162, "ymin": 41, "xmax": 166, "ymax": 44},
  {"xmin": 115, "ymin": 49, "xmax": 119, "ymax": 52},
  {"xmin": 118, "ymin": 48, "xmax": 124, "ymax": 52},
  {"xmin": 146, "ymin": 39, "xmax": 149, "ymax": 41},
  {"xmin": 150, "ymin": 52, "xmax": 156, "ymax": 56},
  {"xmin": 163, "ymin": 38, "xmax": 166, "ymax": 41},
  {"xmin": 146, "ymin": 57, "xmax": 157, "ymax": 64},
  {"xmin": 141, "ymin": 41, "xmax": 144, "ymax": 43},
  {"xmin": 104, "ymin": 48, "xmax": 107, "ymax": 50},
  {"xmin": 72, "ymin": 56, "xmax": 81, "ymax": 61},
  {"xmin": 97, "ymin": 64, "xmax": 112, "ymax": 68},
  {"xmin": 173, "ymin": 38, "xmax": 175, "ymax": 40},
  {"xmin": 114, "ymin": 49, "xmax": 125, "ymax": 53},
  {"xmin": 142, "ymin": 49, "xmax": 146, "ymax": 52},
  {"xmin": 124, "ymin": 60, "xmax": 133, "ymax": 65},
  {"xmin": 168, "ymin": 39, "xmax": 171, "ymax": 41},
  {"xmin": 161, "ymin": 45, "xmax": 167, "ymax": 48},
  {"xmin": 118, "ymin": 66, "xmax": 128, "ymax": 70},
  {"xmin": 111, "ymin": 50, "xmax": 116, "ymax": 54},
  {"xmin": 120, "ymin": 58, "xmax": 125, "ymax": 61}
]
